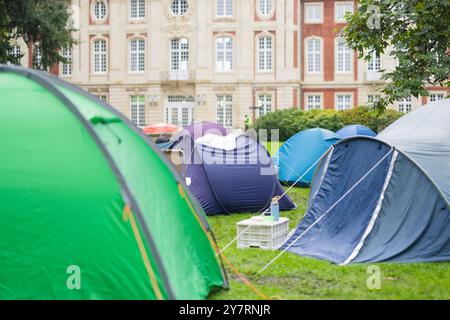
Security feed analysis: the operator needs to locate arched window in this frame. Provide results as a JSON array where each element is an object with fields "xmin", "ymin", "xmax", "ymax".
[
  {"xmin": 93, "ymin": 39, "xmax": 107, "ymax": 73},
  {"xmin": 258, "ymin": 0, "xmax": 273, "ymax": 16},
  {"xmin": 367, "ymin": 50, "xmax": 380, "ymax": 72},
  {"xmin": 129, "ymin": 38, "xmax": 145, "ymax": 72},
  {"xmin": 257, "ymin": 35, "xmax": 273, "ymax": 71},
  {"xmin": 171, "ymin": 0, "xmax": 188, "ymax": 16},
  {"xmin": 93, "ymin": 0, "xmax": 107, "ymax": 20},
  {"xmin": 216, "ymin": 37, "xmax": 233, "ymax": 72},
  {"xmin": 171, "ymin": 38, "xmax": 189, "ymax": 71},
  {"xmin": 306, "ymin": 38, "xmax": 321, "ymax": 73},
  {"xmin": 336, "ymin": 38, "xmax": 352, "ymax": 73}
]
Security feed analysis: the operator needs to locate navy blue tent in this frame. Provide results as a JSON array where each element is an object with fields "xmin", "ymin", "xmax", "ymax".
[
  {"xmin": 282, "ymin": 100, "xmax": 450, "ymax": 264},
  {"xmin": 336, "ymin": 125, "xmax": 376, "ymax": 139},
  {"xmin": 275, "ymin": 128, "xmax": 340, "ymax": 185},
  {"xmin": 168, "ymin": 132, "xmax": 296, "ymax": 215}
]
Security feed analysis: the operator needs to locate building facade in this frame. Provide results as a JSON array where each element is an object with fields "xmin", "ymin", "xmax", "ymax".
[{"xmin": 10, "ymin": 0, "xmax": 449, "ymax": 129}]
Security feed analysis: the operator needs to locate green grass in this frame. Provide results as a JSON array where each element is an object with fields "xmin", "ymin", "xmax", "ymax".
[{"xmin": 208, "ymin": 187, "xmax": 450, "ymax": 300}]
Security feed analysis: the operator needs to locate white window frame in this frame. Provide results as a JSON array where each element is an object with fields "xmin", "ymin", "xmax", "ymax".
[
  {"xmin": 61, "ymin": 47, "xmax": 72, "ymax": 76},
  {"xmin": 429, "ymin": 92, "xmax": 446, "ymax": 103},
  {"xmin": 397, "ymin": 96, "xmax": 412, "ymax": 113},
  {"xmin": 165, "ymin": 96, "xmax": 194, "ymax": 127},
  {"xmin": 170, "ymin": 0, "xmax": 188, "ymax": 16},
  {"xmin": 216, "ymin": 95, "xmax": 233, "ymax": 128},
  {"xmin": 92, "ymin": 38, "xmax": 108, "ymax": 74},
  {"xmin": 129, "ymin": 0, "xmax": 146, "ymax": 20},
  {"xmin": 92, "ymin": 0, "xmax": 108, "ymax": 22},
  {"xmin": 129, "ymin": 38, "xmax": 146, "ymax": 73},
  {"xmin": 257, "ymin": 93, "xmax": 273, "ymax": 117},
  {"xmin": 306, "ymin": 37, "xmax": 322, "ymax": 74},
  {"xmin": 257, "ymin": 0, "xmax": 274, "ymax": 18},
  {"xmin": 305, "ymin": 94, "xmax": 322, "ymax": 110},
  {"xmin": 336, "ymin": 38, "xmax": 352, "ymax": 73},
  {"xmin": 335, "ymin": 1, "xmax": 354, "ymax": 23},
  {"xmin": 216, "ymin": 36, "xmax": 233, "ymax": 72},
  {"xmin": 98, "ymin": 94, "xmax": 108, "ymax": 102},
  {"xmin": 257, "ymin": 35, "xmax": 273, "ymax": 72},
  {"xmin": 216, "ymin": 0, "xmax": 233, "ymax": 18},
  {"xmin": 170, "ymin": 38, "xmax": 189, "ymax": 71},
  {"xmin": 367, "ymin": 94, "xmax": 381, "ymax": 104},
  {"xmin": 367, "ymin": 50, "xmax": 381, "ymax": 72},
  {"xmin": 335, "ymin": 93, "xmax": 352, "ymax": 110},
  {"xmin": 8, "ymin": 45, "xmax": 22, "ymax": 65},
  {"xmin": 33, "ymin": 46, "xmax": 43, "ymax": 70},
  {"xmin": 130, "ymin": 95, "xmax": 146, "ymax": 128},
  {"xmin": 304, "ymin": 2, "xmax": 323, "ymax": 24}
]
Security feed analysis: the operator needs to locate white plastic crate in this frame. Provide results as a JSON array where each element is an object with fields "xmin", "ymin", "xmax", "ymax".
[{"xmin": 237, "ymin": 217, "xmax": 289, "ymax": 250}]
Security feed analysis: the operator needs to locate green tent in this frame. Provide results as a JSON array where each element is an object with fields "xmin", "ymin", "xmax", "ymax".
[{"xmin": 0, "ymin": 65, "xmax": 226, "ymax": 300}]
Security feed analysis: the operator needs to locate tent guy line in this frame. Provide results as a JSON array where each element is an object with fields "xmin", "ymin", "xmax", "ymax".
[{"xmin": 257, "ymin": 148, "xmax": 394, "ymax": 274}]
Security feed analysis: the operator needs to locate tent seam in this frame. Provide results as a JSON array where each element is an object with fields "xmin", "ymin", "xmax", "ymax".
[{"xmin": 341, "ymin": 150, "xmax": 399, "ymax": 265}]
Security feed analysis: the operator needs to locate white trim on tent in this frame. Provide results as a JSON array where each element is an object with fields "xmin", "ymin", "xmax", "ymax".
[
  {"xmin": 341, "ymin": 150, "xmax": 399, "ymax": 265},
  {"xmin": 309, "ymin": 147, "xmax": 334, "ymax": 205}
]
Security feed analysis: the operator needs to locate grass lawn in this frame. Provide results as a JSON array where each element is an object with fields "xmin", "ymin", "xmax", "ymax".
[{"xmin": 208, "ymin": 187, "xmax": 450, "ymax": 300}]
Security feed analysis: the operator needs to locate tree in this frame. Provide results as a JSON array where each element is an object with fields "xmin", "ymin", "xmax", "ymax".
[
  {"xmin": 343, "ymin": 0, "xmax": 450, "ymax": 111},
  {"xmin": 0, "ymin": 0, "xmax": 76, "ymax": 69}
]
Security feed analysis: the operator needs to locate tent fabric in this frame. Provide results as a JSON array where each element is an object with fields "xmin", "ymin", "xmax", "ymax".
[
  {"xmin": 275, "ymin": 128, "xmax": 341, "ymax": 185},
  {"xmin": 0, "ymin": 65, "xmax": 225, "ymax": 299},
  {"xmin": 377, "ymin": 99, "xmax": 450, "ymax": 202},
  {"xmin": 336, "ymin": 125, "xmax": 376, "ymax": 139},
  {"xmin": 283, "ymin": 100, "xmax": 450, "ymax": 264},
  {"xmin": 170, "ymin": 133, "xmax": 296, "ymax": 215}
]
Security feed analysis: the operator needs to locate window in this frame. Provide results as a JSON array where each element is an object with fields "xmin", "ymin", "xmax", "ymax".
[
  {"xmin": 98, "ymin": 95, "xmax": 108, "ymax": 102},
  {"xmin": 217, "ymin": 0, "xmax": 233, "ymax": 17},
  {"xmin": 336, "ymin": 94, "xmax": 352, "ymax": 110},
  {"xmin": 130, "ymin": 0, "xmax": 145, "ymax": 19},
  {"xmin": 336, "ymin": 38, "xmax": 352, "ymax": 73},
  {"xmin": 171, "ymin": 0, "xmax": 188, "ymax": 16},
  {"xmin": 257, "ymin": 36, "xmax": 273, "ymax": 71},
  {"xmin": 429, "ymin": 93, "xmax": 445, "ymax": 102},
  {"xmin": 93, "ymin": 39, "xmax": 107, "ymax": 74},
  {"xmin": 305, "ymin": 3, "xmax": 323, "ymax": 23},
  {"xmin": 166, "ymin": 96, "xmax": 194, "ymax": 127},
  {"xmin": 171, "ymin": 38, "xmax": 189, "ymax": 71},
  {"xmin": 367, "ymin": 94, "xmax": 381, "ymax": 103},
  {"xmin": 130, "ymin": 95, "xmax": 146, "ymax": 127},
  {"xmin": 257, "ymin": 94, "xmax": 272, "ymax": 117},
  {"xmin": 8, "ymin": 45, "xmax": 22, "ymax": 65},
  {"xmin": 367, "ymin": 50, "xmax": 380, "ymax": 72},
  {"xmin": 258, "ymin": 0, "xmax": 273, "ymax": 17},
  {"xmin": 335, "ymin": 2, "xmax": 353, "ymax": 22},
  {"xmin": 397, "ymin": 96, "xmax": 412, "ymax": 113},
  {"xmin": 33, "ymin": 46, "xmax": 44, "ymax": 70},
  {"xmin": 216, "ymin": 37, "xmax": 233, "ymax": 72},
  {"xmin": 129, "ymin": 38, "xmax": 145, "ymax": 72},
  {"xmin": 217, "ymin": 95, "xmax": 233, "ymax": 128},
  {"xmin": 306, "ymin": 94, "xmax": 322, "ymax": 110},
  {"xmin": 93, "ymin": 0, "xmax": 107, "ymax": 20},
  {"xmin": 61, "ymin": 47, "xmax": 72, "ymax": 76},
  {"xmin": 306, "ymin": 38, "xmax": 321, "ymax": 73}
]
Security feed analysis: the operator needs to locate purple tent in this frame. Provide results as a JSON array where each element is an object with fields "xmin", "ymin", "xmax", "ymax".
[{"xmin": 170, "ymin": 131, "xmax": 296, "ymax": 215}]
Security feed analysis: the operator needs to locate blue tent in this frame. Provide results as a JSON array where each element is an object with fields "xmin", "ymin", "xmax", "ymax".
[
  {"xmin": 275, "ymin": 128, "xmax": 340, "ymax": 185},
  {"xmin": 282, "ymin": 100, "xmax": 450, "ymax": 264},
  {"xmin": 168, "ymin": 133, "xmax": 296, "ymax": 215},
  {"xmin": 336, "ymin": 125, "xmax": 376, "ymax": 139}
]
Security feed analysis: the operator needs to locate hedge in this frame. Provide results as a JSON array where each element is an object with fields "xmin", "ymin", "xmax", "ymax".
[{"xmin": 253, "ymin": 107, "xmax": 403, "ymax": 141}]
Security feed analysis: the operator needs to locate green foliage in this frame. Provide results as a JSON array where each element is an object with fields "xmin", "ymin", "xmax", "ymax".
[
  {"xmin": 0, "ymin": 0, "xmax": 76, "ymax": 68},
  {"xmin": 342, "ymin": 0, "xmax": 450, "ymax": 111},
  {"xmin": 253, "ymin": 108, "xmax": 403, "ymax": 141}
]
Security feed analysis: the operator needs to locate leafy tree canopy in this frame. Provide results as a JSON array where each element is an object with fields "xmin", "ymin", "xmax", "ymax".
[
  {"xmin": 343, "ymin": 0, "xmax": 450, "ymax": 111},
  {"xmin": 0, "ymin": 0, "xmax": 76, "ymax": 68}
]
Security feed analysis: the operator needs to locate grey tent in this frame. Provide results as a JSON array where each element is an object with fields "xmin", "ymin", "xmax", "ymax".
[{"xmin": 283, "ymin": 99, "xmax": 450, "ymax": 264}]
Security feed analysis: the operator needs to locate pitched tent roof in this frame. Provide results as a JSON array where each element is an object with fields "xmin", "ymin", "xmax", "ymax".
[
  {"xmin": 169, "ymin": 132, "xmax": 296, "ymax": 214},
  {"xmin": 275, "ymin": 128, "xmax": 341, "ymax": 185},
  {"xmin": 336, "ymin": 124, "xmax": 376, "ymax": 139},
  {"xmin": 0, "ymin": 65, "xmax": 226, "ymax": 299},
  {"xmin": 282, "ymin": 100, "xmax": 450, "ymax": 264}
]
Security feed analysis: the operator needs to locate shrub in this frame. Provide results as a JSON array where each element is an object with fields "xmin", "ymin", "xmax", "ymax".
[{"xmin": 253, "ymin": 107, "xmax": 403, "ymax": 140}]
